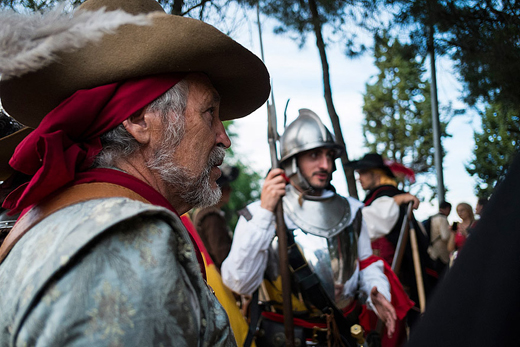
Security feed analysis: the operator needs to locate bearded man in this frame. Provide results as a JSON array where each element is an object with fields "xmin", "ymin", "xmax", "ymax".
[
  {"xmin": 0, "ymin": 0, "xmax": 269, "ymax": 345},
  {"xmin": 221, "ymin": 109, "xmax": 413, "ymax": 347},
  {"xmin": 193, "ymin": 164, "xmax": 239, "ymax": 271}
]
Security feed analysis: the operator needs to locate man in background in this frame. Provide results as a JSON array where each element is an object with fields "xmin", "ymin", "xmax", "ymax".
[
  {"xmin": 426, "ymin": 201, "xmax": 452, "ymax": 276},
  {"xmin": 222, "ymin": 109, "xmax": 412, "ymax": 346},
  {"xmin": 348, "ymin": 153, "xmax": 434, "ymax": 329},
  {"xmin": 348, "ymin": 153, "xmax": 420, "ymax": 265}
]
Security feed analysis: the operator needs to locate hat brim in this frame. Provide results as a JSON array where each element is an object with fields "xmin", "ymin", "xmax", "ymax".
[
  {"xmin": 348, "ymin": 159, "xmax": 395, "ymax": 178},
  {"xmin": 0, "ymin": 11, "xmax": 270, "ymax": 128},
  {"xmin": 0, "ymin": 127, "xmax": 32, "ymax": 181},
  {"xmin": 347, "ymin": 159, "xmax": 375, "ymax": 170}
]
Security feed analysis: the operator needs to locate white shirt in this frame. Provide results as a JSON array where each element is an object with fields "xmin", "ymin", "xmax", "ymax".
[{"xmin": 361, "ymin": 196, "xmax": 400, "ymax": 240}]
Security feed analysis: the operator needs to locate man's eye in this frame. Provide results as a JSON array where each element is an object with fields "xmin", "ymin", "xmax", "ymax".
[{"xmin": 203, "ymin": 107, "xmax": 215, "ymax": 123}]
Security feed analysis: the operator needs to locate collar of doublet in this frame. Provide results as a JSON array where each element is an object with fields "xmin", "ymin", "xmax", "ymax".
[{"xmin": 282, "ymin": 184, "xmax": 351, "ymax": 238}]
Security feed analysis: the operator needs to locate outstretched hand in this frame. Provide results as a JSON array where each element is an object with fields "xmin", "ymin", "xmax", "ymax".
[
  {"xmin": 260, "ymin": 168, "xmax": 288, "ymax": 212},
  {"xmin": 370, "ymin": 286, "xmax": 397, "ymax": 338}
]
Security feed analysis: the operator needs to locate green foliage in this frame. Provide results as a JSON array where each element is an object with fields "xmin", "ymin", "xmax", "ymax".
[
  {"xmin": 385, "ymin": 0, "xmax": 520, "ymax": 200},
  {"xmin": 433, "ymin": 1, "xmax": 520, "ymax": 109},
  {"xmin": 466, "ymin": 103, "xmax": 520, "ymax": 198},
  {"xmin": 362, "ymin": 31, "xmax": 449, "ymax": 190},
  {"xmin": 387, "ymin": 0, "xmax": 520, "ymax": 111},
  {"xmin": 221, "ymin": 121, "xmax": 262, "ymax": 231}
]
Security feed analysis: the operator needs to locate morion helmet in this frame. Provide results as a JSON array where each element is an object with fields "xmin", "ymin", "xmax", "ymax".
[{"xmin": 279, "ymin": 108, "xmax": 344, "ymax": 192}]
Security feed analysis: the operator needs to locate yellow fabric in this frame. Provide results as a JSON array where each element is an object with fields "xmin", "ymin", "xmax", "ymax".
[
  {"xmin": 371, "ymin": 168, "xmax": 397, "ymax": 186},
  {"xmin": 203, "ymin": 254, "xmax": 255, "ymax": 347},
  {"xmin": 262, "ymin": 277, "xmax": 320, "ymax": 316}
]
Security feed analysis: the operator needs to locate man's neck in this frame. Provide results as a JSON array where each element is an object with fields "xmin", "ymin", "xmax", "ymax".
[
  {"xmin": 114, "ymin": 157, "xmax": 192, "ymax": 215},
  {"xmin": 292, "ymin": 182, "xmax": 324, "ymax": 197},
  {"xmin": 308, "ymin": 188, "xmax": 324, "ymax": 197},
  {"xmin": 166, "ymin": 196, "xmax": 192, "ymax": 216}
]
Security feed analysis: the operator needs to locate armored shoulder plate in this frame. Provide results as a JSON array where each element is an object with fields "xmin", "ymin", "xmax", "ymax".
[{"xmin": 282, "ymin": 185, "xmax": 351, "ymax": 238}]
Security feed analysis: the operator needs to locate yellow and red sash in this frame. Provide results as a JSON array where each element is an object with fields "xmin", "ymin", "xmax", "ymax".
[{"xmin": 181, "ymin": 214, "xmax": 254, "ymax": 347}]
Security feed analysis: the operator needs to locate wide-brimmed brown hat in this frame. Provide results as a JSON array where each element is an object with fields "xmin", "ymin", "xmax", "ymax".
[{"xmin": 0, "ymin": 0, "xmax": 270, "ymax": 128}]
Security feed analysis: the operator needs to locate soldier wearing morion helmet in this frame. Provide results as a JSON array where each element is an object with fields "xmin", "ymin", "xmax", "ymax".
[{"xmin": 222, "ymin": 109, "xmax": 413, "ymax": 346}]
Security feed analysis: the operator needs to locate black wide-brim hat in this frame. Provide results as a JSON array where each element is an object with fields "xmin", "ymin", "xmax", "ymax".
[
  {"xmin": 0, "ymin": 0, "xmax": 270, "ymax": 128},
  {"xmin": 347, "ymin": 153, "xmax": 395, "ymax": 178}
]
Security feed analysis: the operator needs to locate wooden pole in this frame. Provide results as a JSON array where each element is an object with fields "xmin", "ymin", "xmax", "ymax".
[
  {"xmin": 260, "ymin": 7, "xmax": 295, "ymax": 341},
  {"xmin": 274, "ymin": 203, "xmax": 295, "ymax": 346},
  {"xmin": 408, "ymin": 224, "xmax": 426, "ymax": 313},
  {"xmin": 391, "ymin": 203, "xmax": 413, "ymax": 274}
]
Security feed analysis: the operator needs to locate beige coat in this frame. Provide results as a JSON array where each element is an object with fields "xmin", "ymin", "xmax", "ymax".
[{"xmin": 428, "ymin": 213, "xmax": 451, "ymax": 264}]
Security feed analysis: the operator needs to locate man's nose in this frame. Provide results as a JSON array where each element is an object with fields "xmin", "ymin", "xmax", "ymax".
[
  {"xmin": 215, "ymin": 120, "xmax": 231, "ymax": 149},
  {"xmin": 318, "ymin": 155, "xmax": 332, "ymax": 171}
]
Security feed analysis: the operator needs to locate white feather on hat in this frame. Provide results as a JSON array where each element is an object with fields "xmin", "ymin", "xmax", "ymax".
[
  {"xmin": 0, "ymin": 4, "xmax": 152, "ymax": 80},
  {"xmin": 1, "ymin": 0, "xmax": 270, "ymax": 127}
]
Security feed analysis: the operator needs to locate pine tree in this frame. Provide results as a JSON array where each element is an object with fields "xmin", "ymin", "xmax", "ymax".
[
  {"xmin": 362, "ymin": 32, "xmax": 449, "ymax": 189},
  {"xmin": 466, "ymin": 103, "xmax": 520, "ymax": 198}
]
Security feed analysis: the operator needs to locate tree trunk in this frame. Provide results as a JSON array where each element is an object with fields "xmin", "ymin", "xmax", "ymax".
[
  {"xmin": 171, "ymin": 0, "xmax": 183, "ymax": 15},
  {"xmin": 307, "ymin": 0, "xmax": 358, "ymax": 199}
]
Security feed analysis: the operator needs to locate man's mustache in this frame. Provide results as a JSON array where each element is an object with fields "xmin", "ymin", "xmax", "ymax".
[
  {"xmin": 313, "ymin": 170, "xmax": 330, "ymax": 176},
  {"xmin": 207, "ymin": 146, "xmax": 226, "ymax": 168}
]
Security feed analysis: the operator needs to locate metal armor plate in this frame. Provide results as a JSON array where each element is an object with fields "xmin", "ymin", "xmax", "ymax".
[
  {"xmin": 269, "ymin": 226, "xmax": 359, "ymax": 310},
  {"xmin": 269, "ymin": 188, "xmax": 359, "ymax": 310},
  {"xmin": 282, "ymin": 184, "xmax": 351, "ymax": 238},
  {"xmin": 294, "ymin": 227, "xmax": 358, "ymax": 309}
]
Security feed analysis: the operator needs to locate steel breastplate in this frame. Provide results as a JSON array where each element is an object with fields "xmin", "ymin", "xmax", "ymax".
[
  {"xmin": 293, "ymin": 227, "xmax": 358, "ymax": 310},
  {"xmin": 269, "ymin": 188, "xmax": 359, "ymax": 310},
  {"xmin": 282, "ymin": 185, "xmax": 351, "ymax": 238}
]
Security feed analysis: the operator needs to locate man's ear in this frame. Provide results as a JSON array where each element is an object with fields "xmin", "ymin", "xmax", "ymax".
[{"xmin": 122, "ymin": 109, "xmax": 154, "ymax": 145}]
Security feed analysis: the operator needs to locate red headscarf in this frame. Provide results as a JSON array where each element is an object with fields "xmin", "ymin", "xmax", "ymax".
[{"xmin": 3, "ymin": 73, "xmax": 185, "ymax": 212}]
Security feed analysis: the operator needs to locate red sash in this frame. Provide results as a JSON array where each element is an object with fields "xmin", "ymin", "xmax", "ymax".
[{"xmin": 359, "ymin": 255, "xmax": 414, "ymax": 347}]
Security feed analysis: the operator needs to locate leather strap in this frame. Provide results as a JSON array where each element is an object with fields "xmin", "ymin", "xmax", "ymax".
[
  {"xmin": 0, "ymin": 183, "xmax": 149, "ymax": 265},
  {"xmin": 243, "ymin": 289, "xmax": 260, "ymax": 347}
]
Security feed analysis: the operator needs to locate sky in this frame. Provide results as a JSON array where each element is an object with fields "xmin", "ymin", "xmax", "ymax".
[{"xmin": 220, "ymin": 14, "xmax": 482, "ymax": 223}]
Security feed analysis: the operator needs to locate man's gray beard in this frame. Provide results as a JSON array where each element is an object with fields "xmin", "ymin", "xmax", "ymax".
[{"xmin": 147, "ymin": 144, "xmax": 226, "ymax": 209}]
